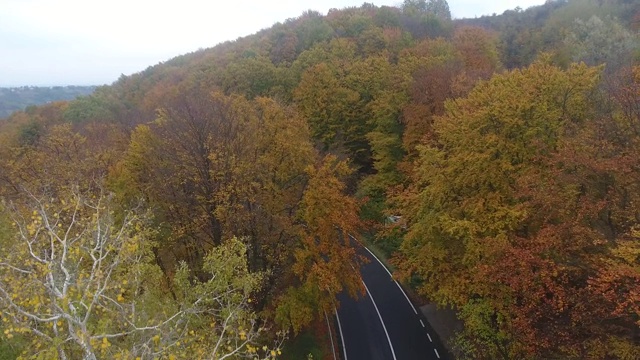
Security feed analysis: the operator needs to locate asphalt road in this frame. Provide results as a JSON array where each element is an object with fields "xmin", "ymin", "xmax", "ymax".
[{"xmin": 335, "ymin": 240, "xmax": 446, "ymax": 360}]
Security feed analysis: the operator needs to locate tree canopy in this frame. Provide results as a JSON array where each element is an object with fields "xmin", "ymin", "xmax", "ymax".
[{"xmin": 1, "ymin": 0, "xmax": 638, "ymax": 358}]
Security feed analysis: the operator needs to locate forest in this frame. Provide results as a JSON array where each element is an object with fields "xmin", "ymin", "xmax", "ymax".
[
  {"xmin": 0, "ymin": 0, "xmax": 639, "ymax": 359},
  {"xmin": 0, "ymin": 86, "xmax": 96, "ymax": 119}
]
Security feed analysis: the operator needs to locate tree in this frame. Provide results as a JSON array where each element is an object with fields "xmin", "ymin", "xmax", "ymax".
[
  {"xmin": 294, "ymin": 11, "xmax": 335, "ymax": 53},
  {"xmin": 451, "ymin": 26, "xmax": 502, "ymax": 88},
  {"xmin": 425, "ymin": 0, "xmax": 451, "ymax": 21},
  {"xmin": 121, "ymin": 88, "xmax": 314, "ymax": 273},
  {"xmin": 121, "ymin": 88, "xmax": 365, "ymax": 333},
  {"xmin": 122, "ymin": 90, "xmax": 255, "ymax": 270},
  {"xmin": 293, "ymin": 62, "xmax": 371, "ymax": 168},
  {"xmin": 63, "ymin": 95, "xmax": 115, "ymax": 124},
  {"xmin": 0, "ymin": 121, "xmax": 127, "ymax": 204},
  {"xmin": 402, "ymin": 0, "xmax": 451, "ymax": 20},
  {"xmin": 398, "ymin": 37, "xmax": 461, "ymax": 158},
  {"xmin": 220, "ymin": 56, "xmax": 279, "ymax": 98},
  {"xmin": 400, "ymin": 0, "xmax": 452, "ymax": 40},
  {"xmin": 564, "ymin": 15, "xmax": 638, "ymax": 72},
  {"xmin": 396, "ymin": 59, "xmax": 603, "ymax": 358},
  {"xmin": 269, "ymin": 27, "xmax": 299, "ymax": 65},
  {"xmin": 276, "ymin": 155, "xmax": 364, "ymax": 334},
  {"xmin": 0, "ymin": 187, "xmax": 281, "ymax": 359}
]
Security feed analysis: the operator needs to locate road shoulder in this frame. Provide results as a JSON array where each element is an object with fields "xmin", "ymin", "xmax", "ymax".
[{"xmin": 420, "ymin": 304, "xmax": 464, "ymax": 355}]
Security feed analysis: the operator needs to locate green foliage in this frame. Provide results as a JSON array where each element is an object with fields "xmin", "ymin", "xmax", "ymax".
[
  {"xmin": 0, "ymin": 86, "xmax": 95, "ymax": 119},
  {"xmin": 280, "ymin": 331, "xmax": 323, "ymax": 360},
  {"xmin": 402, "ymin": 0, "xmax": 451, "ymax": 20},
  {"xmin": 357, "ymin": 187, "xmax": 386, "ymax": 224},
  {"xmin": 0, "ymin": 335, "xmax": 25, "ymax": 360},
  {"xmin": 564, "ymin": 15, "xmax": 638, "ymax": 71},
  {"xmin": 425, "ymin": 0, "xmax": 451, "ymax": 20},
  {"xmin": 451, "ymin": 299, "xmax": 518, "ymax": 360},
  {"xmin": 17, "ymin": 121, "xmax": 41, "ymax": 146},
  {"xmin": 400, "ymin": 0, "xmax": 453, "ymax": 40},
  {"xmin": 374, "ymin": 6, "xmax": 401, "ymax": 28},
  {"xmin": 364, "ymin": 89, "xmax": 406, "ymax": 189},
  {"xmin": 372, "ymin": 227, "xmax": 403, "ymax": 260},
  {"xmin": 221, "ymin": 56, "xmax": 279, "ymax": 98},
  {"xmin": 275, "ymin": 285, "xmax": 320, "ymax": 335},
  {"xmin": 63, "ymin": 94, "xmax": 115, "ymax": 123},
  {"xmin": 294, "ymin": 11, "xmax": 335, "ymax": 52},
  {"xmin": 294, "ymin": 63, "xmax": 361, "ymax": 150}
]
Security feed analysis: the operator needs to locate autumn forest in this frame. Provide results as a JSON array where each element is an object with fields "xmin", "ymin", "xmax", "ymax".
[{"xmin": 1, "ymin": 0, "xmax": 639, "ymax": 359}]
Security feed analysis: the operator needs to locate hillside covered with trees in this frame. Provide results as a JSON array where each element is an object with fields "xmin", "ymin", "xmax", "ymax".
[
  {"xmin": 0, "ymin": 86, "xmax": 96, "ymax": 119},
  {"xmin": 1, "ymin": 0, "xmax": 639, "ymax": 359}
]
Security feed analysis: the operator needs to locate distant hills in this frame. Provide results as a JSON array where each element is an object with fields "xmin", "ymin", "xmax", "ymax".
[{"xmin": 0, "ymin": 86, "xmax": 96, "ymax": 118}]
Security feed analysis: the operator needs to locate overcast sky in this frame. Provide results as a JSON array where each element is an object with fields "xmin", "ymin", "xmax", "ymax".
[{"xmin": 0, "ymin": 0, "xmax": 545, "ymax": 86}]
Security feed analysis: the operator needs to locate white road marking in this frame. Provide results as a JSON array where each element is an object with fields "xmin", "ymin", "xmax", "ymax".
[
  {"xmin": 325, "ymin": 311, "xmax": 337, "ymax": 360},
  {"xmin": 350, "ymin": 235, "xmax": 435, "ymax": 359},
  {"xmin": 363, "ymin": 281, "xmax": 397, "ymax": 360},
  {"xmin": 334, "ymin": 308, "xmax": 348, "ymax": 360},
  {"xmin": 351, "ymin": 235, "xmax": 419, "ymax": 316},
  {"xmin": 363, "ymin": 245, "xmax": 393, "ymax": 277},
  {"xmin": 394, "ymin": 280, "xmax": 418, "ymax": 314}
]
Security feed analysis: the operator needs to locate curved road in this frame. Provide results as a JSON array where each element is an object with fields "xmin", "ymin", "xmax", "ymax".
[{"xmin": 335, "ymin": 239, "xmax": 447, "ymax": 360}]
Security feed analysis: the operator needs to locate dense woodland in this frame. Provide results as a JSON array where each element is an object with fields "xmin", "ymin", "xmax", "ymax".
[
  {"xmin": 0, "ymin": 0, "xmax": 639, "ymax": 358},
  {"xmin": 0, "ymin": 86, "xmax": 96, "ymax": 119}
]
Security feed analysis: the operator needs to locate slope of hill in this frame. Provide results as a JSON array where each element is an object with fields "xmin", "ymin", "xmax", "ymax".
[{"xmin": 0, "ymin": 1, "xmax": 638, "ymax": 358}]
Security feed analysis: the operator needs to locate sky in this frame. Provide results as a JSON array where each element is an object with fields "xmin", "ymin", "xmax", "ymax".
[{"xmin": 0, "ymin": 0, "xmax": 545, "ymax": 87}]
